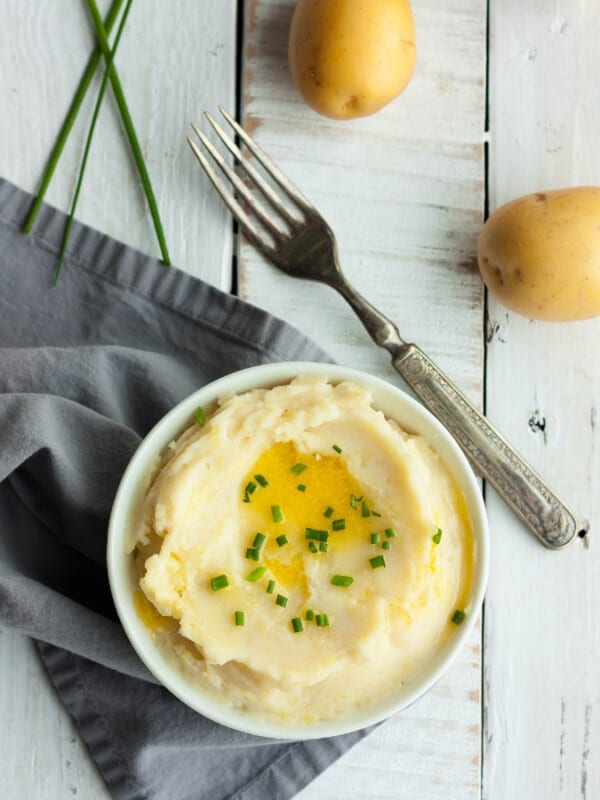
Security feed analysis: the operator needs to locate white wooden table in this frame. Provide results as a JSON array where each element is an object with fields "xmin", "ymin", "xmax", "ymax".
[{"xmin": 1, "ymin": 1, "xmax": 598, "ymax": 797}]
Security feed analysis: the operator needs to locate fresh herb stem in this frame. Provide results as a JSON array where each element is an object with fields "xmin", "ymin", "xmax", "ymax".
[
  {"xmin": 85, "ymin": 0, "xmax": 171, "ymax": 265},
  {"xmin": 245, "ymin": 566, "xmax": 267, "ymax": 582},
  {"xmin": 210, "ymin": 574, "xmax": 229, "ymax": 591},
  {"xmin": 331, "ymin": 575, "xmax": 354, "ymax": 588},
  {"xmin": 52, "ymin": 0, "xmax": 134, "ymax": 287},
  {"xmin": 291, "ymin": 617, "xmax": 303, "ymax": 633},
  {"xmin": 22, "ymin": 0, "xmax": 124, "ymax": 234}
]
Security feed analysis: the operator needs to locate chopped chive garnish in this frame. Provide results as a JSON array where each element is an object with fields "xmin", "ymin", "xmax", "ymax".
[
  {"xmin": 291, "ymin": 463, "xmax": 308, "ymax": 475},
  {"xmin": 195, "ymin": 406, "xmax": 206, "ymax": 426},
  {"xmin": 305, "ymin": 609, "xmax": 314, "ymax": 621},
  {"xmin": 245, "ymin": 566, "xmax": 267, "ymax": 582},
  {"xmin": 350, "ymin": 494, "xmax": 357, "ymax": 510},
  {"xmin": 370, "ymin": 532, "xmax": 380, "ymax": 544},
  {"xmin": 316, "ymin": 613, "xmax": 329, "ymax": 627},
  {"xmin": 245, "ymin": 481, "xmax": 257, "ymax": 495},
  {"xmin": 324, "ymin": 506, "xmax": 334, "ymax": 518},
  {"xmin": 369, "ymin": 555, "xmax": 386, "ymax": 569},
  {"xmin": 319, "ymin": 541, "xmax": 328, "ymax": 553},
  {"xmin": 245, "ymin": 547, "xmax": 259, "ymax": 561},
  {"xmin": 271, "ymin": 505, "xmax": 284, "ymax": 523},
  {"xmin": 356, "ymin": 496, "xmax": 364, "ymax": 502},
  {"xmin": 254, "ymin": 473, "xmax": 269, "ymax": 487},
  {"xmin": 452, "ymin": 609, "xmax": 465, "ymax": 625},
  {"xmin": 382, "ymin": 540, "xmax": 392, "ymax": 550},
  {"xmin": 361, "ymin": 501, "xmax": 371, "ymax": 518},
  {"xmin": 210, "ymin": 574, "xmax": 229, "ymax": 591},
  {"xmin": 242, "ymin": 492, "xmax": 251, "ymax": 503},
  {"xmin": 297, "ymin": 484, "xmax": 307, "ymax": 492},
  {"xmin": 291, "ymin": 617, "xmax": 303, "ymax": 633},
  {"xmin": 276, "ymin": 534, "xmax": 288, "ymax": 547},
  {"xmin": 332, "ymin": 518, "xmax": 346, "ymax": 532},
  {"xmin": 308, "ymin": 541, "xmax": 318, "ymax": 553},
  {"xmin": 266, "ymin": 580, "xmax": 276, "ymax": 594},
  {"xmin": 371, "ymin": 510, "xmax": 381, "ymax": 517},
  {"xmin": 305, "ymin": 528, "xmax": 329, "ymax": 542},
  {"xmin": 385, "ymin": 528, "xmax": 396, "ymax": 539},
  {"xmin": 275, "ymin": 594, "xmax": 288, "ymax": 608},
  {"xmin": 331, "ymin": 575, "xmax": 354, "ymax": 588},
  {"xmin": 252, "ymin": 532, "xmax": 266, "ymax": 550},
  {"xmin": 332, "ymin": 444, "xmax": 343, "ymax": 454},
  {"xmin": 234, "ymin": 610, "xmax": 245, "ymax": 626},
  {"xmin": 433, "ymin": 528, "xmax": 443, "ymax": 544}
]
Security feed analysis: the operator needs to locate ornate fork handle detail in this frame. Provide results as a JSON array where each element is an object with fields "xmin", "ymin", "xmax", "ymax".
[
  {"xmin": 335, "ymin": 276, "xmax": 578, "ymax": 550},
  {"xmin": 393, "ymin": 345, "xmax": 577, "ymax": 549}
]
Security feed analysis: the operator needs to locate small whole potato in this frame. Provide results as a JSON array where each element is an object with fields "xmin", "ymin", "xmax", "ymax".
[
  {"xmin": 477, "ymin": 187, "xmax": 600, "ymax": 321},
  {"xmin": 288, "ymin": 0, "xmax": 416, "ymax": 120}
]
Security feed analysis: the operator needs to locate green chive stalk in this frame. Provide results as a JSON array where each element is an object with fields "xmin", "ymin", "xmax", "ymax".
[
  {"xmin": 53, "ymin": 0, "xmax": 134, "ymax": 286},
  {"xmin": 86, "ymin": 0, "xmax": 171, "ymax": 265},
  {"xmin": 22, "ymin": 0, "xmax": 124, "ymax": 234}
]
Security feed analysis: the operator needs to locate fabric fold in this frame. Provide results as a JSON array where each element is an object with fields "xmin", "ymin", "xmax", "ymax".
[{"xmin": 0, "ymin": 177, "xmax": 366, "ymax": 800}]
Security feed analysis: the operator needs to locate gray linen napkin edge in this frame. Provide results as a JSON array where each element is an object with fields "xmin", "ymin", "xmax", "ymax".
[
  {"xmin": 0, "ymin": 177, "xmax": 330, "ymax": 366},
  {"xmin": 0, "ymin": 175, "xmax": 369, "ymax": 800},
  {"xmin": 39, "ymin": 642, "xmax": 364, "ymax": 800}
]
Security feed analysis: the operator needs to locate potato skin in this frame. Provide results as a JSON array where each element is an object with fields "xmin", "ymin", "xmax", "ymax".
[
  {"xmin": 288, "ymin": 0, "xmax": 416, "ymax": 120},
  {"xmin": 477, "ymin": 187, "xmax": 600, "ymax": 322}
]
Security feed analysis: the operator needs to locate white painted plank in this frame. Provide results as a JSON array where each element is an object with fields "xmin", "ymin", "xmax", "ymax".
[
  {"xmin": 0, "ymin": 629, "xmax": 108, "ymax": 800},
  {"xmin": 485, "ymin": 2, "xmax": 600, "ymax": 798},
  {"xmin": 240, "ymin": 1, "xmax": 487, "ymax": 797},
  {"xmin": 0, "ymin": 0, "xmax": 236, "ymax": 288},
  {"xmin": 0, "ymin": 1, "xmax": 236, "ymax": 797}
]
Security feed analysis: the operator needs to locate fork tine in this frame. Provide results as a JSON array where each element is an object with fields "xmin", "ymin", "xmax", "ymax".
[
  {"xmin": 187, "ymin": 135, "xmax": 276, "ymax": 257},
  {"xmin": 190, "ymin": 124, "xmax": 287, "ymax": 239},
  {"xmin": 204, "ymin": 112, "xmax": 302, "ymax": 228},
  {"xmin": 218, "ymin": 105, "xmax": 314, "ymax": 213}
]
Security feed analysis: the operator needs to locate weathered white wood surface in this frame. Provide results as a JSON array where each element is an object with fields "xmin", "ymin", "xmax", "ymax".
[
  {"xmin": 241, "ymin": 1, "xmax": 486, "ymax": 798},
  {"xmin": 484, "ymin": 2, "xmax": 600, "ymax": 798},
  {"xmin": 2, "ymin": 0, "xmax": 598, "ymax": 798},
  {"xmin": 0, "ymin": 0, "xmax": 236, "ymax": 290},
  {"xmin": 0, "ymin": 1, "xmax": 236, "ymax": 798}
]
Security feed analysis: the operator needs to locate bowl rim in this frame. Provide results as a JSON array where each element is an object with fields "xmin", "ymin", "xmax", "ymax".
[{"xmin": 107, "ymin": 361, "xmax": 489, "ymax": 740}]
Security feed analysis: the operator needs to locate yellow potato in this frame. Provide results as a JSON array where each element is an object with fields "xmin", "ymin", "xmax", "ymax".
[
  {"xmin": 288, "ymin": 0, "xmax": 416, "ymax": 120},
  {"xmin": 477, "ymin": 187, "xmax": 600, "ymax": 321}
]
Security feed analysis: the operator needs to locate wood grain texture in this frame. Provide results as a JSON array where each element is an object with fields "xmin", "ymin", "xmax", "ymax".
[
  {"xmin": 0, "ymin": 629, "xmax": 108, "ymax": 799},
  {"xmin": 240, "ymin": 1, "xmax": 487, "ymax": 797},
  {"xmin": 484, "ymin": 1, "xmax": 600, "ymax": 798},
  {"xmin": 0, "ymin": 0, "xmax": 237, "ymax": 289},
  {"xmin": 0, "ymin": 1, "xmax": 236, "ymax": 797}
]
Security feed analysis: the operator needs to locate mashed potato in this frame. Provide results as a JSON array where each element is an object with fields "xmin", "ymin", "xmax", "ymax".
[{"xmin": 129, "ymin": 377, "xmax": 475, "ymax": 723}]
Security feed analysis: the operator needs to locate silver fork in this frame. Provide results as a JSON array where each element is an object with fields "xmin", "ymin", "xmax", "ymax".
[{"xmin": 187, "ymin": 106, "xmax": 578, "ymax": 550}]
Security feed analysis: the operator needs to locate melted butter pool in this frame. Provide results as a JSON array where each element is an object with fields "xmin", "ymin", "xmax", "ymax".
[{"xmin": 239, "ymin": 441, "xmax": 380, "ymax": 595}]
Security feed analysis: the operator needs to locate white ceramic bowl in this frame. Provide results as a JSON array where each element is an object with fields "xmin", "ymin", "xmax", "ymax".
[{"xmin": 107, "ymin": 362, "xmax": 489, "ymax": 740}]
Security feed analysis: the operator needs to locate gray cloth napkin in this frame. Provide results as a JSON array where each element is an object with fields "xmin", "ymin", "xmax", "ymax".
[{"xmin": 0, "ymin": 177, "xmax": 368, "ymax": 800}]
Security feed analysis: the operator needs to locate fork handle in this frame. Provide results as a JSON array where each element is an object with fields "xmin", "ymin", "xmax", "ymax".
[{"xmin": 392, "ymin": 343, "xmax": 578, "ymax": 549}]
